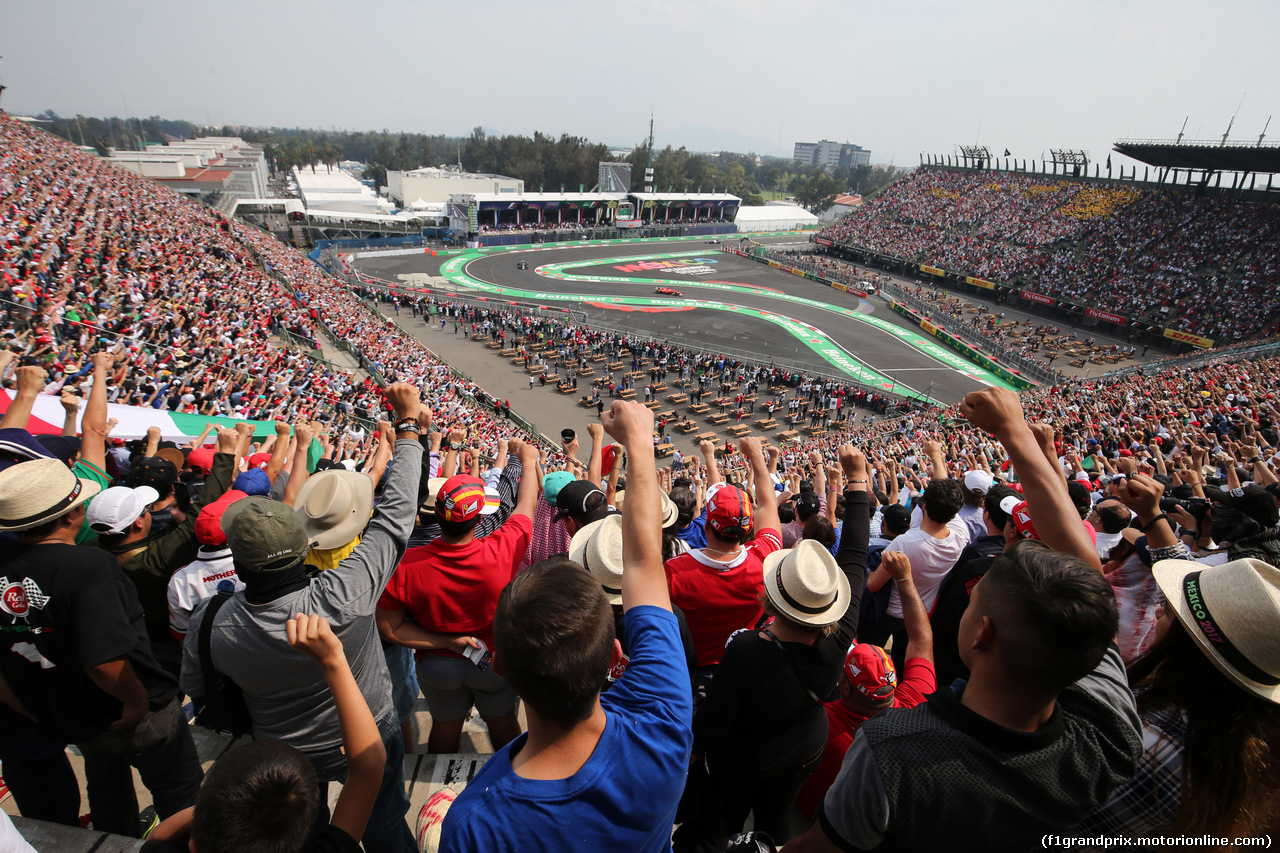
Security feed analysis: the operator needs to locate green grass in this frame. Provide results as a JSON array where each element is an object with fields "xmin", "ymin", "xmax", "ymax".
[{"xmin": 760, "ymin": 190, "xmax": 792, "ymax": 201}]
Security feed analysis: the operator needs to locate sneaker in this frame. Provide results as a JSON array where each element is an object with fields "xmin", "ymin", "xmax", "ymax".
[{"xmin": 140, "ymin": 806, "xmax": 159, "ymax": 838}]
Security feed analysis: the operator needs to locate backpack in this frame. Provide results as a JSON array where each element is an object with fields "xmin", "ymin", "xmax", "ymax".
[{"xmin": 192, "ymin": 591, "xmax": 253, "ymax": 738}]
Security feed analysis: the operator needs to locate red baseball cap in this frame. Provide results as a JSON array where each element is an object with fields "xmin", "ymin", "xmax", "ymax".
[
  {"xmin": 707, "ymin": 486, "xmax": 753, "ymax": 538},
  {"xmin": 436, "ymin": 475, "xmax": 488, "ymax": 523},
  {"xmin": 845, "ymin": 644, "xmax": 897, "ymax": 704},
  {"xmin": 187, "ymin": 447, "xmax": 215, "ymax": 475},
  {"xmin": 196, "ymin": 490, "xmax": 248, "ymax": 546},
  {"xmin": 247, "ymin": 452, "xmax": 272, "ymax": 470},
  {"xmin": 1001, "ymin": 497, "xmax": 1039, "ymax": 540}
]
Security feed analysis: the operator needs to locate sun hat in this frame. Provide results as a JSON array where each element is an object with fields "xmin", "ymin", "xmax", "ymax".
[
  {"xmin": 1152, "ymin": 557, "xmax": 1280, "ymax": 703},
  {"xmin": 542, "ymin": 470, "xmax": 576, "ymax": 507},
  {"xmin": 156, "ymin": 447, "xmax": 186, "ymax": 471},
  {"xmin": 610, "ymin": 489, "xmax": 679, "ymax": 527},
  {"xmin": 0, "ymin": 458, "xmax": 102, "ymax": 531},
  {"xmin": 295, "ymin": 469, "xmax": 374, "ymax": 550},
  {"xmin": 569, "ymin": 514, "xmax": 624, "ymax": 605},
  {"xmin": 845, "ymin": 643, "xmax": 898, "ymax": 705},
  {"xmin": 761, "ymin": 539, "xmax": 851, "ymax": 627},
  {"xmin": 221, "ymin": 496, "xmax": 311, "ymax": 573},
  {"xmin": 419, "ymin": 477, "xmax": 448, "ymax": 511},
  {"xmin": 195, "ymin": 489, "xmax": 248, "ymax": 547},
  {"xmin": 86, "ymin": 485, "xmax": 160, "ymax": 535},
  {"xmin": 415, "ymin": 787, "xmax": 457, "ymax": 853}
]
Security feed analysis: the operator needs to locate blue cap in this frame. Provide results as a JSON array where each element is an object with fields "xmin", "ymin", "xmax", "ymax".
[
  {"xmin": 233, "ymin": 468, "xmax": 272, "ymax": 497},
  {"xmin": 542, "ymin": 471, "xmax": 576, "ymax": 507}
]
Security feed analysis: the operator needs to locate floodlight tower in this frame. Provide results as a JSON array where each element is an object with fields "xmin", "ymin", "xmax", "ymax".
[{"xmin": 645, "ymin": 114, "xmax": 655, "ymax": 193}]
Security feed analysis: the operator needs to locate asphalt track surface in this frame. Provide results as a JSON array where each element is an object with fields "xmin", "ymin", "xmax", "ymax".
[{"xmin": 353, "ymin": 239, "xmax": 995, "ymax": 404}]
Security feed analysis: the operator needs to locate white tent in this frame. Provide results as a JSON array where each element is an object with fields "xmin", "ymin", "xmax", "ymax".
[{"xmin": 733, "ymin": 204, "xmax": 818, "ymax": 231}]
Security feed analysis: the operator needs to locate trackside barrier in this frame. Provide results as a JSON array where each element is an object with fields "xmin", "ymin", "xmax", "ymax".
[
  {"xmin": 887, "ymin": 300, "xmax": 1038, "ymax": 390},
  {"xmin": 349, "ymin": 231, "xmax": 810, "ymax": 260}
]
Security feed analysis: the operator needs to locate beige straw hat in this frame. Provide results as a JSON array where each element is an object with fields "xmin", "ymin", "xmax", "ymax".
[
  {"xmin": 0, "ymin": 458, "xmax": 102, "ymax": 531},
  {"xmin": 1152, "ymin": 557, "xmax": 1280, "ymax": 703},
  {"xmin": 294, "ymin": 469, "xmax": 374, "ymax": 550},
  {"xmin": 762, "ymin": 539, "xmax": 850, "ymax": 627},
  {"xmin": 569, "ymin": 514, "xmax": 625, "ymax": 605}
]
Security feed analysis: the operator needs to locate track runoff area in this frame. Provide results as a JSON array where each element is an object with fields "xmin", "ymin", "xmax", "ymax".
[{"xmin": 351, "ymin": 237, "xmax": 1009, "ymax": 406}]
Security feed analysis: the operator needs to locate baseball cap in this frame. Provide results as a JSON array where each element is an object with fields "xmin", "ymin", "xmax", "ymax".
[
  {"xmin": 128, "ymin": 456, "xmax": 178, "ymax": 492},
  {"xmin": 962, "ymin": 470, "xmax": 994, "ymax": 495},
  {"xmin": 542, "ymin": 471, "xmax": 576, "ymax": 507},
  {"xmin": 247, "ymin": 452, "xmax": 272, "ymax": 470},
  {"xmin": 1203, "ymin": 485, "xmax": 1280, "ymax": 528},
  {"xmin": 86, "ymin": 485, "xmax": 160, "ymax": 535},
  {"xmin": 436, "ymin": 474, "xmax": 491, "ymax": 523},
  {"xmin": 845, "ymin": 644, "xmax": 897, "ymax": 705},
  {"xmin": 880, "ymin": 504, "xmax": 911, "ymax": 535},
  {"xmin": 195, "ymin": 489, "xmax": 247, "ymax": 546},
  {"xmin": 1001, "ymin": 497, "xmax": 1038, "ymax": 540},
  {"xmin": 187, "ymin": 447, "xmax": 215, "ymax": 475},
  {"xmin": 221, "ymin": 496, "xmax": 311, "ymax": 573},
  {"xmin": 233, "ymin": 468, "xmax": 272, "ymax": 497},
  {"xmin": 707, "ymin": 486, "xmax": 754, "ymax": 538},
  {"xmin": 36, "ymin": 435, "xmax": 81, "ymax": 466},
  {"xmin": 796, "ymin": 492, "xmax": 820, "ymax": 517},
  {"xmin": 553, "ymin": 480, "xmax": 606, "ymax": 522}
]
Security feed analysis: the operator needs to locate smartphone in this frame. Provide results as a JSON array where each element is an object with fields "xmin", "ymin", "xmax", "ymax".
[{"xmin": 464, "ymin": 639, "xmax": 492, "ymax": 672}]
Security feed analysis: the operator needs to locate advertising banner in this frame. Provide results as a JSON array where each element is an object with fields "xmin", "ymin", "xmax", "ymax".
[
  {"xmin": 1020, "ymin": 290, "xmax": 1055, "ymax": 306},
  {"xmin": 919, "ymin": 265, "xmax": 945, "ymax": 276},
  {"xmin": 1085, "ymin": 307, "xmax": 1127, "ymax": 325},
  {"xmin": 920, "ymin": 318, "xmax": 938, "ymax": 336},
  {"xmin": 1163, "ymin": 328, "xmax": 1215, "ymax": 349},
  {"xmin": 815, "ymin": 238, "xmax": 833, "ymax": 247},
  {"xmin": 965, "ymin": 276, "xmax": 996, "ymax": 290}
]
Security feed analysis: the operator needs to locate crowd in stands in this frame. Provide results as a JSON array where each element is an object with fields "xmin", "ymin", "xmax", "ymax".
[
  {"xmin": 3, "ymin": 114, "xmax": 1280, "ymax": 850},
  {"xmin": 819, "ymin": 167, "xmax": 1280, "ymax": 341}
]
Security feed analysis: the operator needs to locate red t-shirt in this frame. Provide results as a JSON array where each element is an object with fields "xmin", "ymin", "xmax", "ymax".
[
  {"xmin": 378, "ymin": 514, "xmax": 532, "ymax": 657},
  {"xmin": 663, "ymin": 529, "xmax": 783, "ymax": 668},
  {"xmin": 795, "ymin": 657, "xmax": 936, "ymax": 819}
]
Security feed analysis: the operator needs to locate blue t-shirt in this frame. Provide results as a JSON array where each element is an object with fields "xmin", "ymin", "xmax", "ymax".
[
  {"xmin": 675, "ymin": 511, "xmax": 707, "ymax": 550},
  {"xmin": 441, "ymin": 606, "xmax": 693, "ymax": 852}
]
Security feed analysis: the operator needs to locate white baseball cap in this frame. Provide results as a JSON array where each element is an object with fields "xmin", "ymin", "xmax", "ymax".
[
  {"xmin": 87, "ymin": 486, "xmax": 160, "ymax": 535},
  {"xmin": 963, "ymin": 470, "xmax": 994, "ymax": 495}
]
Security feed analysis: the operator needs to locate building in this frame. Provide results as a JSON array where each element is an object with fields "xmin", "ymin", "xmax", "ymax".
[
  {"xmin": 820, "ymin": 193, "xmax": 863, "ymax": 221},
  {"xmin": 793, "ymin": 140, "xmax": 871, "ymax": 171},
  {"xmin": 293, "ymin": 165, "xmax": 393, "ymax": 214},
  {"xmin": 109, "ymin": 136, "xmax": 269, "ymax": 198},
  {"xmin": 385, "ymin": 166, "xmax": 523, "ymax": 207}
]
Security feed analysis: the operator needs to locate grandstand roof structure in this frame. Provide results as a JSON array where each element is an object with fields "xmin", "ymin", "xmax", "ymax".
[{"xmin": 1113, "ymin": 138, "xmax": 1280, "ymax": 174}]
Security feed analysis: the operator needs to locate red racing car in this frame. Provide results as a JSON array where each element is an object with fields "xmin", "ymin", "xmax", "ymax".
[{"xmin": 654, "ymin": 287, "xmax": 684, "ymax": 297}]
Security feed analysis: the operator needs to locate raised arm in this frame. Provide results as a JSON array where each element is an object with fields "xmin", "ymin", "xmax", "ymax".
[
  {"xmin": 741, "ymin": 436, "xmax": 780, "ymax": 536},
  {"xmin": 960, "ymin": 387, "xmax": 1101, "ymax": 570},
  {"xmin": 0, "ymin": 366, "xmax": 47, "ymax": 430},
  {"xmin": 600, "ymin": 400, "xmax": 669, "ymax": 612},
  {"xmin": 880, "ymin": 551, "xmax": 933, "ymax": 664},
  {"xmin": 78, "ymin": 352, "xmax": 113, "ymax": 471}
]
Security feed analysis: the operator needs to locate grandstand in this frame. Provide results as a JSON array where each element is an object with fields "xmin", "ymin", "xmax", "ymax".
[{"xmin": 817, "ymin": 157, "xmax": 1280, "ymax": 346}]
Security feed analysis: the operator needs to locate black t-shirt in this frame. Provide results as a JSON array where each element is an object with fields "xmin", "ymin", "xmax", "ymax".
[
  {"xmin": 142, "ymin": 824, "xmax": 361, "ymax": 853},
  {"xmin": 0, "ymin": 543, "xmax": 177, "ymax": 741}
]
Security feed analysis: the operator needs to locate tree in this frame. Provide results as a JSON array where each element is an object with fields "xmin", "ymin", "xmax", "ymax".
[{"xmin": 796, "ymin": 172, "xmax": 839, "ymax": 214}]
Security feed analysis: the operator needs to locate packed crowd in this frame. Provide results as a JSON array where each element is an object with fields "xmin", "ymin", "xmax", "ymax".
[
  {"xmin": 3, "ymin": 114, "xmax": 1280, "ymax": 851},
  {"xmin": 819, "ymin": 167, "xmax": 1280, "ymax": 341}
]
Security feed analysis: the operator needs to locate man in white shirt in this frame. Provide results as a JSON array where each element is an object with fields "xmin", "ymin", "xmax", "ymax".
[{"xmin": 866, "ymin": 476, "xmax": 969, "ymax": 669}]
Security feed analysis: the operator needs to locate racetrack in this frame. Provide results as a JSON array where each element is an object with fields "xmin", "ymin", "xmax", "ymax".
[{"xmin": 352, "ymin": 238, "xmax": 1003, "ymax": 404}]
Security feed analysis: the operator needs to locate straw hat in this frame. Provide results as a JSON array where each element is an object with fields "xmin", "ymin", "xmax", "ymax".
[
  {"xmin": 762, "ymin": 540, "xmax": 850, "ymax": 627},
  {"xmin": 295, "ymin": 469, "xmax": 374, "ymax": 550},
  {"xmin": 0, "ymin": 458, "xmax": 102, "ymax": 531},
  {"xmin": 569, "ymin": 514, "xmax": 624, "ymax": 605},
  {"xmin": 1152, "ymin": 557, "xmax": 1280, "ymax": 703}
]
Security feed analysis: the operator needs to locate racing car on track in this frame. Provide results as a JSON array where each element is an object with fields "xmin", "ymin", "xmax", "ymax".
[
  {"xmin": 655, "ymin": 287, "xmax": 684, "ymax": 297},
  {"xmin": 517, "ymin": 260, "xmax": 529, "ymax": 270},
  {"xmin": 706, "ymin": 238, "xmax": 720, "ymax": 244}
]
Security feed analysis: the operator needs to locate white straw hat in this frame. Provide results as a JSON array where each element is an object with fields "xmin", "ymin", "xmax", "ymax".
[
  {"xmin": 0, "ymin": 458, "xmax": 102, "ymax": 531},
  {"xmin": 1152, "ymin": 557, "xmax": 1280, "ymax": 703},
  {"xmin": 613, "ymin": 490, "xmax": 679, "ymax": 528},
  {"xmin": 569, "ymin": 514, "xmax": 624, "ymax": 605},
  {"xmin": 762, "ymin": 539, "xmax": 850, "ymax": 627}
]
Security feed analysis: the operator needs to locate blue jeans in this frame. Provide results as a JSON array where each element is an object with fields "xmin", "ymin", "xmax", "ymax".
[{"xmin": 307, "ymin": 713, "xmax": 414, "ymax": 853}]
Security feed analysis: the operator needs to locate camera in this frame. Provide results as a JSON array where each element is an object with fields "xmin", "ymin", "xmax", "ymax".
[{"xmin": 1158, "ymin": 496, "xmax": 1211, "ymax": 520}]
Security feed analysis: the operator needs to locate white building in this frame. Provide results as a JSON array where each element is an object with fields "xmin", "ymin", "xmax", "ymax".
[
  {"xmin": 294, "ymin": 165, "xmax": 393, "ymax": 214},
  {"xmin": 386, "ymin": 167, "xmax": 523, "ymax": 207},
  {"xmin": 108, "ymin": 136, "xmax": 268, "ymax": 198}
]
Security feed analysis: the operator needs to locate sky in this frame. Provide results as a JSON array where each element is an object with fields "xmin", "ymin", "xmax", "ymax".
[{"xmin": 3, "ymin": 0, "xmax": 1278, "ymax": 170}]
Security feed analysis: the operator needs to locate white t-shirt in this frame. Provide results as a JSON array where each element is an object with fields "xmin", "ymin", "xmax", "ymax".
[{"xmin": 883, "ymin": 516, "xmax": 971, "ymax": 618}]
